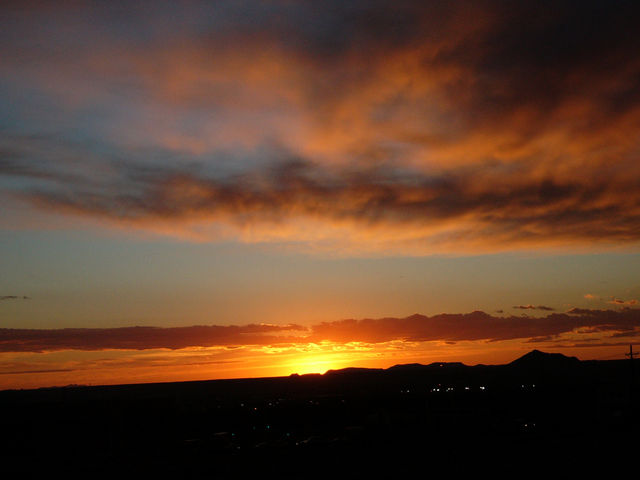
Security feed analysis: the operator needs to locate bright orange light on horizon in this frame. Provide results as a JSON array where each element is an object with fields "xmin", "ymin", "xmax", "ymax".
[
  {"xmin": 0, "ymin": 337, "xmax": 634, "ymax": 391},
  {"xmin": 280, "ymin": 354, "xmax": 345, "ymax": 376}
]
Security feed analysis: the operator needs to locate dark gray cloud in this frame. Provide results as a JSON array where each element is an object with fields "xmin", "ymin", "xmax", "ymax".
[
  {"xmin": 0, "ymin": 323, "xmax": 307, "ymax": 353},
  {"xmin": 309, "ymin": 309, "xmax": 640, "ymax": 344},
  {"xmin": 513, "ymin": 305, "xmax": 555, "ymax": 311},
  {"xmin": 1, "ymin": 308, "xmax": 638, "ymax": 353}
]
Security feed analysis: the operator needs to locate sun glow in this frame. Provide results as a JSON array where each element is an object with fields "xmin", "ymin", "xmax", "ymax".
[{"xmin": 284, "ymin": 354, "xmax": 344, "ymax": 375}]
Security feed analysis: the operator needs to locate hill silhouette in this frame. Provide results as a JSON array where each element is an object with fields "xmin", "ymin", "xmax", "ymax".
[
  {"xmin": 1, "ymin": 349, "xmax": 637, "ymax": 477},
  {"xmin": 508, "ymin": 349, "xmax": 580, "ymax": 367},
  {"xmin": 323, "ymin": 349, "xmax": 580, "ymax": 378}
]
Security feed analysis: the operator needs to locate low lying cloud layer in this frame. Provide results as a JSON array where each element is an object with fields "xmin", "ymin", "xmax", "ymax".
[
  {"xmin": 1, "ymin": 1, "xmax": 640, "ymax": 253},
  {"xmin": 1, "ymin": 308, "xmax": 638, "ymax": 353},
  {"xmin": 0, "ymin": 323, "xmax": 306, "ymax": 353}
]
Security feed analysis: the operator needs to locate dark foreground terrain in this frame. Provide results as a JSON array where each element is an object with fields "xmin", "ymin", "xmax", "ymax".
[{"xmin": 1, "ymin": 350, "xmax": 637, "ymax": 477}]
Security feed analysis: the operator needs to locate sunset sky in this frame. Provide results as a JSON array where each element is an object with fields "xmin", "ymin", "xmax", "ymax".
[{"xmin": 1, "ymin": 0, "xmax": 640, "ymax": 390}]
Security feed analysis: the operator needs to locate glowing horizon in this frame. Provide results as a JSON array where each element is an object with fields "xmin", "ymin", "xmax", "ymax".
[
  {"xmin": 2, "ymin": 307, "xmax": 639, "ymax": 390},
  {"xmin": 2, "ymin": 1, "xmax": 640, "ymax": 390}
]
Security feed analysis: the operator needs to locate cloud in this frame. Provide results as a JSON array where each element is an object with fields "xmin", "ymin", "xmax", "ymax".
[
  {"xmin": 512, "ymin": 305, "xmax": 555, "ymax": 311},
  {"xmin": 309, "ymin": 309, "xmax": 640, "ymax": 344},
  {"xmin": 0, "ymin": 295, "xmax": 30, "ymax": 301},
  {"xmin": 1, "ymin": 308, "xmax": 639, "ymax": 353},
  {"xmin": 2, "ymin": 1, "xmax": 640, "ymax": 253},
  {"xmin": 0, "ymin": 369, "xmax": 75, "ymax": 375},
  {"xmin": 8, "ymin": 150, "xmax": 640, "ymax": 254},
  {"xmin": 608, "ymin": 297, "xmax": 638, "ymax": 306},
  {"xmin": 0, "ymin": 323, "xmax": 307, "ymax": 353},
  {"xmin": 525, "ymin": 335, "xmax": 557, "ymax": 343},
  {"xmin": 550, "ymin": 341, "xmax": 640, "ymax": 349},
  {"xmin": 610, "ymin": 330, "xmax": 640, "ymax": 338}
]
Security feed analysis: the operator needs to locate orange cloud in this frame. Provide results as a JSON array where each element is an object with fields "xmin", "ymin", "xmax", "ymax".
[
  {"xmin": 13, "ymin": 156, "xmax": 639, "ymax": 254},
  {"xmin": 608, "ymin": 297, "xmax": 639, "ymax": 306},
  {"xmin": 2, "ymin": 1, "xmax": 640, "ymax": 253}
]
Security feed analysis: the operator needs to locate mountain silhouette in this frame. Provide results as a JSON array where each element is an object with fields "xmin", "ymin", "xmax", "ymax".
[
  {"xmin": 324, "ymin": 350, "xmax": 582, "ymax": 377},
  {"xmin": 509, "ymin": 349, "xmax": 580, "ymax": 368}
]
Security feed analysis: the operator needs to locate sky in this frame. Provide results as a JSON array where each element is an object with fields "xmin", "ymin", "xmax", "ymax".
[{"xmin": 1, "ymin": 0, "xmax": 640, "ymax": 389}]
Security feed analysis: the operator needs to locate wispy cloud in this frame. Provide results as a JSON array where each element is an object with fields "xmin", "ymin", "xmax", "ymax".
[
  {"xmin": 512, "ymin": 305, "xmax": 555, "ymax": 311},
  {"xmin": 1, "ymin": 1, "xmax": 640, "ymax": 253},
  {"xmin": 7, "ymin": 149, "xmax": 640, "ymax": 254},
  {"xmin": 0, "ymin": 295, "xmax": 30, "ymax": 301}
]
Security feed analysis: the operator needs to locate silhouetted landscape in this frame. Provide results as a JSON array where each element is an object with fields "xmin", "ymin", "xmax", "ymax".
[{"xmin": 2, "ymin": 350, "xmax": 637, "ymax": 477}]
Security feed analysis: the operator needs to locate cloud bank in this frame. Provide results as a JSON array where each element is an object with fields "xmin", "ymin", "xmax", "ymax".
[
  {"xmin": 0, "ymin": 323, "xmax": 306, "ymax": 353},
  {"xmin": 1, "ymin": 308, "xmax": 638, "ymax": 353}
]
